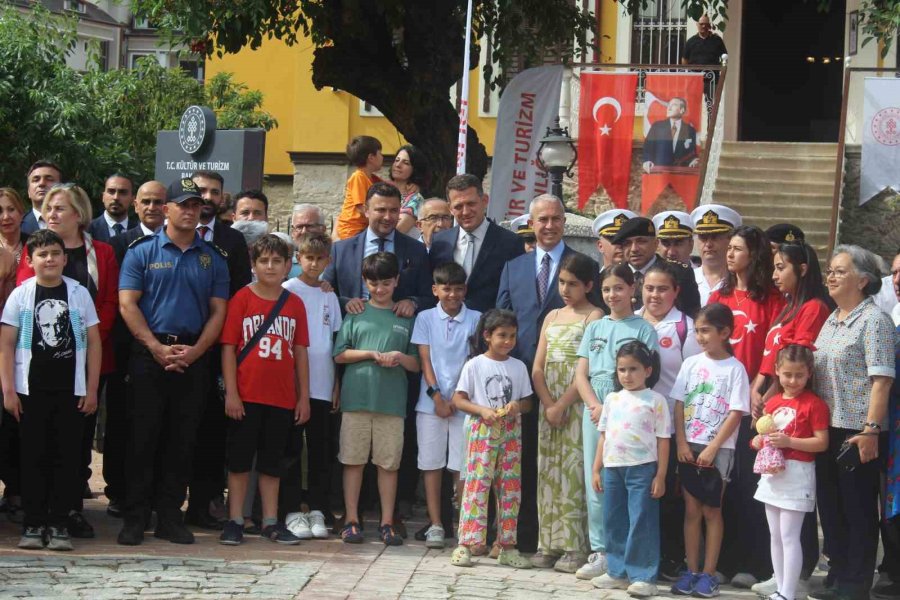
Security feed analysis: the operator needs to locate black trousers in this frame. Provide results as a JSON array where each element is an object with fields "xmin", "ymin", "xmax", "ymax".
[
  {"xmin": 73, "ymin": 373, "xmax": 106, "ymax": 512},
  {"xmin": 660, "ymin": 434, "xmax": 685, "ymax": 566},
  {"xmin": 124, "ymin": 345, "xmax": 208, "ymax": 521},
  {"xmin": 187, "ymin": 353, "xmax": 226, "ymax": 517},
  {"xmin": 19, "ymin": 391, "xmax": 83, "ymax": 529},
  {"xmin": 101, "ymin": 369, "xmax": 128, "ymax": 503},
  {"xmin": 816, "ymin": 427, "xmax": 884, "ymax": 593},
  {"xmin": 880, "ymin": 515, "xmax": 900, "ymax": 579},
  {"xmin": 0, "ymin": 409, "xmax": 21, "ymax": 498},
  {"xmin": 294, "ymin": 400, "xmax": 335, "ymax": 514},
  {"xmin": 397, "ymin": 375, "xmax": 419, "ymax": 506},
  {"xmin": 516, "ymin": 403, "xmax": 539, "ymax": 553}
]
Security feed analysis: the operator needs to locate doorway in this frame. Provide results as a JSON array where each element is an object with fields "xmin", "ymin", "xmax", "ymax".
[{"xmin": 739, "ymin": 0, "xmax": 846, "ymax": 142}]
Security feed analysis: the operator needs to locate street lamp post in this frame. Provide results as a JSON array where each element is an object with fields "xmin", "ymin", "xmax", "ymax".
[{"xmin": 536, "ymin": 116, "xmax": 578, "ymax": 201}]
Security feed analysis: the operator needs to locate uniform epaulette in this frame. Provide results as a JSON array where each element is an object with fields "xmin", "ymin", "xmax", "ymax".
[
  {"xmin": 664, "ymin": 257, "xmax": 691, "ymax": 269},
  {"xmin": 203, "ymin": 239, "xmax": 229, "ymax": 259},
  {"xmin": 128, "ymin": 235, "xmax": 153, "ymax": 249}
]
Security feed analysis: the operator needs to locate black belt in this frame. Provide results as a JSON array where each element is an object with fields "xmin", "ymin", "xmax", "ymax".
[{"xmin": 152, "ymin": 333, "xmax": 200, "ymax": 346}]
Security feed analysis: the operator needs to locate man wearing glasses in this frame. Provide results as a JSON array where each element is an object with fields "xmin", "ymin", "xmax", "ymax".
[
  {"xmin": 288, "ymin": 204, "xmax": 327, "ymax": 278},
  {"xmin": 415, "ymin": 199, "xmax": 453, "ymax": 251}
]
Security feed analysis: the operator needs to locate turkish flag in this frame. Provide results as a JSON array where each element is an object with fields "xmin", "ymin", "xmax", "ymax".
[{"xmin": 578, "ymin": 72, "xmax": 638, "ymax": 209}]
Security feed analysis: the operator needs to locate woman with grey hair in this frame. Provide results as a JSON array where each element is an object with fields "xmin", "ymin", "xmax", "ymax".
[{"xmin": 811, "ymin": 244, "xmax": 896, "ymax": 600}]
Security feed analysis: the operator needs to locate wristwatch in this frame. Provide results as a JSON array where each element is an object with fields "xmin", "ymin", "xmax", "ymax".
[
  {"xmin": 864, "ymin": 422, "xmax": 882, "ymax": 431},
  {"xmin": 426, "ymin": 385, "xmax": 441, "ymax": 398}
]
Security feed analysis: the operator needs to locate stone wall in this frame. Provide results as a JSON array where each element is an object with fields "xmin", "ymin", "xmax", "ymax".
[{"xmin": 839, "ymin": 146, "xmax": 900, "ymax": 263}]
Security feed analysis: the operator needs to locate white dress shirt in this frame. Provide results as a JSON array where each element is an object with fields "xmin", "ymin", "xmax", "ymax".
[
  {"xmin": 452, "ymin": 218, "xmax": 490, "ymax": 269},
  {"xmin": 535, "ymin": 240, "xmax": 565, "ymax": 284},
  {"xmin": 103, "ymin": 211, "xmax": 129, "ymax": 238}
]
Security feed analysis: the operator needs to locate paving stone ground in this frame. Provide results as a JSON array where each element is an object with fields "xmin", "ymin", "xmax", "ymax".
[{"xmin": 0, "ymin": 454, "xmax": 817, "ymax": 599}]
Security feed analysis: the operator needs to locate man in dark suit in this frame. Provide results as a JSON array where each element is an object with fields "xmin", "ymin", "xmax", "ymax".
[
  {"xmin": 430, "ymin": 174, "xmax": 524, "ymax": 313},
  {"xmin": 641, "ymin": 97, "xmax": 700, "ymax": 173},
  {"xmin": 612, "ymin": 216, "xmax": 701, "ymax": 318},
  {"xmin": 21, "ymin": 160, "xmax": 62, "ymax": 235},
  {"xmin": 88, "ymin": 174, "xmax": 140, "ymax": 242},
  {"xmin": 104, "ymin": 180, "xmax": 167, "ymax": 516},
  {"xmin": 185, "ymin": 170, "xmax": 253, "ymax": 529},
  {"xmin": 323, "ymin": 181, "xmax": 432, "ymax": 315},
  {"xmin": 496, "ymin": 194, "xmax": 602, "ymax": 554}
]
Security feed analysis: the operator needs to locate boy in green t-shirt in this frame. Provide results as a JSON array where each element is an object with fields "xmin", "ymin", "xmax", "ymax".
[{"xmin": 333, "ymin": 252, "xmax": 419, "ymax": 546}]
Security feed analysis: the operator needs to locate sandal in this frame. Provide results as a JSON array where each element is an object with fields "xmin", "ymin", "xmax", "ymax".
[
  {"xmin": 498, "ymin": 548, "xmax": 533, "ymax": 569},
  {"xmin": 451, "ymin": 545, "xmax": 473, "ymax": 567},
  {"xmin": 340, "ymin": 521, "xmax": 364, "ymax": 544},
  {"xmin": 378, "ymin": 523, "xmax": 403, "ymax": 546}
]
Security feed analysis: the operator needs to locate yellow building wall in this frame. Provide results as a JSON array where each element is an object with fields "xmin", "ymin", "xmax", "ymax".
[{"xmin": 206, "ymin": 35, "xmax": 498, "ymax": 176}]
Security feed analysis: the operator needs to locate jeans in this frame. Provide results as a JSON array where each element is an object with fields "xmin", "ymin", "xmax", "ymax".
[
  {"xmin": 603, "ymin": 462, "xmax": 660, "ymax": 583},
  {"xmin": 583, "ymin": 409, "xmax": 605, "ymax": 552}
]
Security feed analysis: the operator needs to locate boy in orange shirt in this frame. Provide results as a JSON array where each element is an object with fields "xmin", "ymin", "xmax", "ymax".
[{"xmin": 333, "ymin": 136, "xmax": 383, "ymax": 240}]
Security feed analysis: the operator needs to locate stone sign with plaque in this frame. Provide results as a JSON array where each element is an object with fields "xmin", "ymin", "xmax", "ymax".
[{"xmin": 155, "ymin": 105, "xmax": 266, "ymax": 194}]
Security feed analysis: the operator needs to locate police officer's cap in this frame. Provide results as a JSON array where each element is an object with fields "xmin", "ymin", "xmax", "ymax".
[
  {"xmin": 766, "ymin": 223, "xmax": 805, "ymax": 244},
  {"xmin": 591, "ymin": 209, "xmax": 637, "ymax": 239},
  {"xmin": 690, "ymin": 204, "xmax": 741, "ymax": 235},
  {"xmin": 167, "ymin": 178, "xmax": 203, "ymax": 204},
  {"xmin": 610, "ymin": 217, "xmax": 655, "ymax": 245},
  {"xmin": 510, "ymin": 214, "xmax": 534, "ymax": 236},
  {"xmin": 653, "ymin": 211, "xmax": 693, "ymax": 240}
]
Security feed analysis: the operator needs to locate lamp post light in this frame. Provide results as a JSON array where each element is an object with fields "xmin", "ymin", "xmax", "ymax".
[{"xmin": 536, "ymin": 116, "xmax": 578, "ymax": 202}]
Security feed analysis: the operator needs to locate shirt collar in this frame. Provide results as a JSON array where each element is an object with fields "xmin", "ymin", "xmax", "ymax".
[
  {"xmin": 365, "ymin": 227, "xmax": 396, "ymax": 246},
  {"xmin": 457, "ymin": 217, "xmax": 489, "ymax": 242},
  {"xmin": 437, "ymin": 303, "xmax": 467, "ymax": 323},
  {"xmin": 197, "ymin": 217, "xmax": 216, "ymax": 231},
  {"xmin": 32, "ymin": 208, "xmax": 43, "ymax": 223},
  {"xmin": 632, "ymin": 254, "xmax": 658, "ymax": 275},
  {"xmin": 140, "ymin": 223, "xmax": 159, "ymax": 236},
  {"xmin": 641, "ymin": 305, "xmax": 683, "ymax": 325},
  {"xmin": 828, "ymin": 296, "xmax": 874, "ymax": 327},
  {"xmin": 536, "ymin": 239, "xmax": 565, "ymax": 265},
  {"xmin": 160, "ymin": 227, "xmax": 202, "ymax": 251},
  {"xmin": 104, "ymin": 211, "xmax": 128, "ymax": 228}
]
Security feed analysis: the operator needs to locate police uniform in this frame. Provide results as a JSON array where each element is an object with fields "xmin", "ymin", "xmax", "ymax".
[
  {"xmin": 653, "ymin": 210, "xmax": 699, "ymax": 266},
  {"xmin": 117, "ymin": 180, "xmax": 229, "ymax": 537},
  {"xmin": 612, "ymin": 216, "xmax": 701, "ymax": 318},
  {"xmin": 690, "ymin": 204, "xmax": 741, "ymax": 306}
]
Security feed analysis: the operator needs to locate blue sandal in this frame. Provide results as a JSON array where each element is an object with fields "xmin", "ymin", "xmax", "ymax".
[
  {"xmin": 341, "ymin": 521, "xmax": 363, "ymax": 544},
  {"xmin": 379, "ymin": 524, "xmax": 403, "ymax": 546}
]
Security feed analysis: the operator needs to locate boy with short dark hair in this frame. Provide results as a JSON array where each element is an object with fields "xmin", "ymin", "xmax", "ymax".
[
  {"xmin": 219, "ymin": 234, "xmax": 311, "ymax": 546},
  {"xmin": 0, "ymin": 230, "xmax": 101, "ymax": 551},
  {"xmin": 411, "ymin": 262, "xmax": 481, "ymax": 548},
  {"xmin": 334, "ymin": 252, "xmax": 419, "ymax": 546},
  {"xmin": 281, "ymin": 232, "xmax": 342, "ymax": 539},
  {"xmin": 334, "ymin": 135, "xmax": 383, "ymax": 240}
]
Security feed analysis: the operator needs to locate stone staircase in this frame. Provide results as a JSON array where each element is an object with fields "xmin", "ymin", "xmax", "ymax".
[{"xmin": 711, "ymin": 142, "xmax": 839, "ymax": 257}]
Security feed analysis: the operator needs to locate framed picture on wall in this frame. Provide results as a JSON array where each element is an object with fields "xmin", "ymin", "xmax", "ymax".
[{"xmin": 849, "ymin": 11, "xmax": 859, "ymax": 56}]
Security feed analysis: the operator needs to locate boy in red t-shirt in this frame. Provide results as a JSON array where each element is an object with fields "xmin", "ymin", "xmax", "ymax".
[{"xmin": 218, "ymin": 235, "xmax": 311, "ymax": 545}]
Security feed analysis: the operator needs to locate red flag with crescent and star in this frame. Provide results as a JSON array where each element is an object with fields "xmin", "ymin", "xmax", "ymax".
[{"xmin": 578, "ymin": 72, "xmax": 638, "ymax": 209}]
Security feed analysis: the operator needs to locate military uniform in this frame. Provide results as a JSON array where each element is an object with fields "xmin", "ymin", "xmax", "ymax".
[{"xmin": 118, "ymin": 220, "xmax": 229, "ymax": 529}]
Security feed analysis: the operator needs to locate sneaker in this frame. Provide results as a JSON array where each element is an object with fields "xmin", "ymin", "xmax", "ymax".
[
  {"xmin": 18, "ymin": 526, "xmax": 45, "ymax": 549},
  {"xmin": 424, "ymin": 524, "xmax": 445, "ymax": 549},
  {"xmin": 627, "ymin": 581, "xmax": 658, "ymax": 597},
  {"xmin": 731, "ymin": 572, "xmax": 758, "ymax": 589},
  {"xmin": 46, "ymin": 526, "xmax": 73, "ymax": 551},
  {"xmin": 693, "ymin": 573, "xmax": 721, "ymax": 598},
  {"xmin": 660, "ymin": 558, "xmax": 687, "ymax": 582},
  {"xmin": 872, "ymin": 574, "xmax": 900, "ymax": 600},
  {"xmin": 591, "ymin": 574, "xmax": 629, "ymax": 590},
  {"xmin": 753, "ymin": 577, "xmax": 779, "ymax": 597},
  {"xmin": 154, "ymin": 517, "xmax": 195, "ymax": 544},
  {"xmin": 530, "ymin": 550, "xmax": 560, "ymax": 569},
  {"xmin": 285, "ymin": 512, "xmax": 313, "ymax": 540},
  {"xmin": 67, "ymin": 511, "xmax": 95, "ymax": 539},
  {"xmin": 671, "ymin": 571, "xmax": 699, "ymax": 595},
  {"xmin": 553, "ymin": 552, "xmax": 586, "ymax": 574},
  {"xmin": 219, "ymin": 521, "xmax": 243, "ymax": 545},
  {"xmin": 497, "ymin": 548, "xmax": 532, "ymax": 569},
  {"xmin": 768, "ymin": 594, "xmax": 789, "ymax": 600},
  {"xmin": 307, "ymin": 511, "xmax": 329, "ymax": 539},
  {"xmin": 117, "ymin": 519, "xmax": 144, "ymax": 546},
  {"xmin": 261, "ymin": 523, "xmax": 301, "ymax": 545},
  {"xmin": 576, "ymin": 552, "xmax": 608, "ymax": 580}
]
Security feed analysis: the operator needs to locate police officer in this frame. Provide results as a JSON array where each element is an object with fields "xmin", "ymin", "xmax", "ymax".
[
  {"xmin": 116, "ymin": 178, "xmax": 230, "ymax": 546},
  {"xmin": 612, "ymin": 216, "xmax": 701, "ymax": 317},
  {"xmin": 653, "ymin": 210, "xmax": 697, "ymax": 266},
  {"xmin": 591, "ymin": 208, "xmax": 637, "ymax": 270}
]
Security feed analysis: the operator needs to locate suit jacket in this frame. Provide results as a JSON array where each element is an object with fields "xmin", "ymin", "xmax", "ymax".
[
  {"xmin": 111, "ymin": 226, "xmax": 150, "ymax": 266},
  {"xmin": 429, "ymin": 221, "xmax": 525, "ymax": 314},
  {"xmin": 323, "ymin": 229, "xmax": 432, "ymax": 313},
  {"xmin": 211, "ymin": 220, "xmax": 252, "ymax": 298},
  {"xmin": 630, "ymin": 255, "xmax": 701, "ymax": 319},
  {"xmin": 496, "ymin": 245, "xmax": 602, "ymax": 367},
  {"xmin": 642, "ymin": 119, "xmax": 699, "ymax": 168},
  {"xmin": 87, "ymin": 214, "xmax": 140, "ymax": 244},
  {"xmin": 21, "ymin": 211, "xmax": 39, "ymax": 236}
]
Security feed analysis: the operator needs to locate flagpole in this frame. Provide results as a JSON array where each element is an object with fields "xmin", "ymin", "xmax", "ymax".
[{"xmin": 455, "ymin": 0, "xmax": 473, "ymax": 175}]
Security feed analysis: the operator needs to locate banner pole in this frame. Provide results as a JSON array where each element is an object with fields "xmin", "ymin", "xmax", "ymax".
[
  {"xmin": 455, "ymin": 0, "xmax": 474, "ymax": 175},
  {"xmin": 828, "ymin": 61, "xmax": 852, "ymax": 258},
  {"xmin": 693, "ymin": 58, "xmax": 727, "ymax": 210}
]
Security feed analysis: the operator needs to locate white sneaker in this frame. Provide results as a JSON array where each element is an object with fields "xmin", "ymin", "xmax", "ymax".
[
  {"xmin": 753, "ymin": 577, "xmax": 778, "ymax": 597},
  {"xmin": 576, "ymin": 552, "xmax": 608, "ymax": 580},
  {"xmin": 627, "ymin": 581, "xmax": 658, "ymax": 597},
  {"xmin": 307, "ymin": 510, "xmax": 329, "ymax": 539},
  {"xmin": 424, "ymin": 524, "xmax": 445, "ymax": 549},
  {"xmin": 591, "ymin": 573, "xmax": 629, "ymax": 590},
  {"xmin": 731, "ymin": 572, "xmax": 758, "ymax": 588},
  {"xmin": 284, "ymin": 512, "xmax": 313, "ymax": 540}
]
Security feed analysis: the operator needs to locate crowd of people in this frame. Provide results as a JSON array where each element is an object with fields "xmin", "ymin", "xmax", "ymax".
[{"xmin": 0, "ymin": 134, "xmax": 897, "ymax": 600}]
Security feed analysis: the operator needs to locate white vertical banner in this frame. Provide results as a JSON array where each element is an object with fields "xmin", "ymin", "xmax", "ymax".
[
  {"xmin": 861, "ymin": 77, "xmax": 900, "ymax": 204},
  {"xmin": 455, "ymin": 0, "xmax": 474, "ymax": 175},
  {"xmin": 487, "ymin": 65, "xmax": 564, "ymax": 223}
]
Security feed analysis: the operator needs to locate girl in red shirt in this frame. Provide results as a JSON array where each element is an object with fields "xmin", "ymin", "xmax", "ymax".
[{"xmin": 754, "ymin": 344, "xmax": 829, "ymax": 600}]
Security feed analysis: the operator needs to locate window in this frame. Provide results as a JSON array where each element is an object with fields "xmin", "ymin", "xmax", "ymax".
[
  {"xmin": 98, "ymin": 41, "xmax": 110, "ymax": 71},
  {"xmin": 630, "ymin": 0, "xmax": 688, "ymax": 66},
  {"xmin": 63, "ymin": 0, "xmax": 86, "ymax": 13},
  {"xmin": 133, "ymin": 16, "xmax": 152, "ymax": 30},
  {"xmin": 179, "ymin": 59, "xmax": 204, "ymax": 81}
]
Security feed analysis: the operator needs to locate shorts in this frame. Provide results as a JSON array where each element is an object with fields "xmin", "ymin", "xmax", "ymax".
[
  {"xmin": 338, "ymin": 411, "xmax": 404, "ymax": 471},
  {"xmin": 416, "ymin": 411, "xmax": 465, "ymax": 472},
  {"xmin": 678, "ymin": 443, "xmax": 735, "ymax": 507},
  {"xmin": 227, "ymin": 402, "xmax": 293, "ymax": 477},
  {"xmin": 754, "ymin": 458, "xmax": 816, "ymax": 512}
]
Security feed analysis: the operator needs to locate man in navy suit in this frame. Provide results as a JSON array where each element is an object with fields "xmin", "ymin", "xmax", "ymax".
[
  {"xmin": 21, "ymin": 160, "xmax": 61, "ymax": 235},
  {"xmin": 641, "ymin": 97, "xmax": 700, "ymax": 173},
  {"xmin": 87, "ymin": 174, "xmax": 140, "ymax": 243},
  {"xmin": 496, "ymin": 194, "xmax": 602, "ymax": 554},
  {"xmin": 323, "ymin": 181, "xmax": 432, "ymax": 316},
  {"xmin": 429, "ymin": 174, "xmax": 524, "ymax": 313}
]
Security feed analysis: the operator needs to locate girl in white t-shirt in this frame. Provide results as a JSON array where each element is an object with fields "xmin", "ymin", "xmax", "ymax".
[
  {"xmin": 450, "ymin": 309, "xmax": 533, "ymax": 570},
  {"xmin": 590, "ymin": 341, "xmax": 671, "ymax": 597}
]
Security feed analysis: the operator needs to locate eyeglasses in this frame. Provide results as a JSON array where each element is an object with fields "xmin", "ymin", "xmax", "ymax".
[
  {"xmin": 292, "ymin": 223, "xmax": 324, "ymax": 233},
  {"xmin": 825, "ymin": 268, "xmax": 851, "ymax": 279},
  {"xmin": 421, "ymin": 215, "xmax": 453, "ymax": 224}
]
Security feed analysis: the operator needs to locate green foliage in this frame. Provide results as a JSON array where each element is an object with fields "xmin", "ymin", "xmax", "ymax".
[
  {"xmin": 0, "ymin": 5, "xmax": 277, "ymax": 199},
  {"xmin": 858, "ymin": 0, "xmax": 900, "ymax": 57}
]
